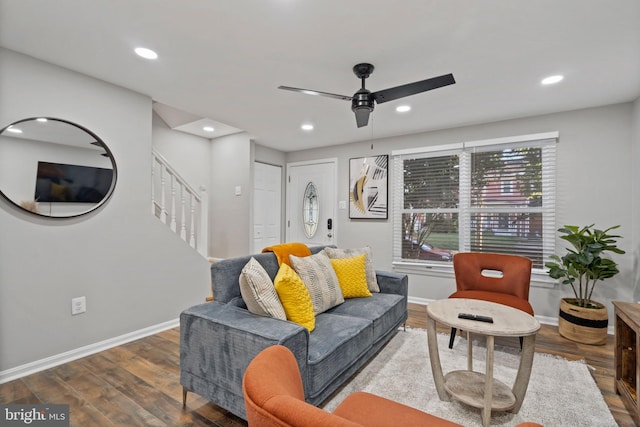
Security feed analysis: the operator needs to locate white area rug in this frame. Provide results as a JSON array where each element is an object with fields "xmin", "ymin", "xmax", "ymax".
[{"xmin": 322, "ymin": 328, "xmax": 616, "ymax": 426}]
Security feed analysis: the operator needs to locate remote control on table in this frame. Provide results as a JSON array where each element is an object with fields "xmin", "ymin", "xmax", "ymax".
[{"xmin": 458, "ymin": 313, "xmax": 494, "ymax": 323}]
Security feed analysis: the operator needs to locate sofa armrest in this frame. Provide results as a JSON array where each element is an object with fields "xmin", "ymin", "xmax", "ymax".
[
  {"xmin": 180, "ymin": 302, "xmax": 309, "ymax": 397},
  {"xmin": 375, "ymin": 270, "xmax": 408, "ymax": 297}
]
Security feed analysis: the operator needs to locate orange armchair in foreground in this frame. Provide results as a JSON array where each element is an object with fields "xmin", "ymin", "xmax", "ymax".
[{"xmin": 242, "ymin": 344, "xmax": 462, "ymax": 427}]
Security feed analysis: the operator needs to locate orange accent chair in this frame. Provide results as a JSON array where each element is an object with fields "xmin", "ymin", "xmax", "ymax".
[
  {"xmin": 448, "ymin": 252, "xmax": 534, "ymax": 349},
  {"xmin": 242, "ymin": 344, "xmax": 463, "ymax": 427}
]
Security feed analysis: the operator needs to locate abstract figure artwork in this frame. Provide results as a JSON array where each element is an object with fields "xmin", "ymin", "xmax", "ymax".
[{"xmin": 349, "ymin": 155, "xmax": 388, "ymax": 219}]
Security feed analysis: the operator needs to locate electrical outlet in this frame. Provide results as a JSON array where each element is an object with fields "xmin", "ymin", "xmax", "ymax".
[{"xmin": 71, "ymin": 296, "xmax": 86, "ymax": 315}]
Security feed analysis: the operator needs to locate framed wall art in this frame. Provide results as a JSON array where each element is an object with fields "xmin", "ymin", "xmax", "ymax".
[{"xmin": 349, "ymin": 155, "xmax": 388, "ymax": 219}]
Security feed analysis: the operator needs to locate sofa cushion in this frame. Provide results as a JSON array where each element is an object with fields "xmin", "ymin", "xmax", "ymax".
[
  {"xmin": 305, "ymin": 312, "xmax": 373, "ymax": 398},
  {"xmin": 323, "ymin": 246, "xmax": 380, "ymax": 293},
  {"xmin": 239, "ymin": 257, "xmax": 287, "ymax": 320},
  {"xmin": 330, "ymin": 254, "xmax": 371, "ymax": 299},
  {"xmin": 327, "ymin": 293, "xmax": 406, "ymax": 344},
  {"xmin": 290, "ymin": 251, "xmax": 344, "ymax": 315},
  {"xmin": 274, "ymin": 264, "xmax": 316, "ymax": 332}
]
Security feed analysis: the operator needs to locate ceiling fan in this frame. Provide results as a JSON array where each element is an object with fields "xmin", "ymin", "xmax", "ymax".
[{"xmin": 278, "ymin": 63, "xmax": 455, "ymax": 128}]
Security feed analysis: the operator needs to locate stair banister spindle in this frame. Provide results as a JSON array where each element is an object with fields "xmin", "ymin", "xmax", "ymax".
[
  {"xmin": 189, "ymin": 192, "xmax": 196, "ymax": 248},
  {"xmin": 159, "ymin": 164, "xmax": 167, "ymax": 224},
  {"xmin": 198, "ymin": 185, "xmax": 208, "ymax": 257},
  {"xmin": 180, "ymin": 187, "xmax": 187, "ymax": 241},
  {"xmin": 151, "ymin": 158, "xmax": 156, "ymax": 215},
  {"xmin": 170, "ymin": 173, "xmax": 177, "ymax": 232}
]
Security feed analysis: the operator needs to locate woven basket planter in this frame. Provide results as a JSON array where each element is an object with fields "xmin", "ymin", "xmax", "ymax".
[{"xmin": 558, "ymin": 298, "xmax": 608, "ymax": 345}]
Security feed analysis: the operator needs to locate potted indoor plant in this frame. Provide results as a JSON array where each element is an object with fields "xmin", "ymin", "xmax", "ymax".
[{"xmin": 545, "ymin": 224, "xmax": 625, "ymax": 345}]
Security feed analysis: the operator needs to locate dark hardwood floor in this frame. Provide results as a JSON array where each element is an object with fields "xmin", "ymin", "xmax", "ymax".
[{"xmin": 0, "ymin": 303, "xmax": 635, "ymax": 426}]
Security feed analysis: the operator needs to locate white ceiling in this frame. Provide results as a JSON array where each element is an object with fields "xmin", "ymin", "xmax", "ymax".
[{"xmin": 1, "ymin": 0, "xmax": 639, "ymax": 152}]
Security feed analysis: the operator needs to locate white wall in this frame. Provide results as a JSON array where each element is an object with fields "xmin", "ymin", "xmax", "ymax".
[
  {"xmin": 209, "ymin": 132, "xmax": 252, "ymax": 258},
  {"xmin": 633, "ymin": 98, "xmax": 640, "ymax": 302},
  {"xmin": 0, "ymin": 48, "xmax": 210, "ymax": 373},
  {"xmin": 286, "ymin": 102, "xmax": 636, "ymax": 323},
  {"xmin": 152, "ymin": 112, "xmax": 211, "ymax": 194}
]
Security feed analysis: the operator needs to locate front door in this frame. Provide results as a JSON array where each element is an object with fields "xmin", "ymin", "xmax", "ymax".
[{"xmin": 286, "ymin": 159, "xmax": 336, "ymax": 246}]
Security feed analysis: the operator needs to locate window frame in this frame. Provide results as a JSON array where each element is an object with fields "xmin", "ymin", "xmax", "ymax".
[{"xmin": 391, "ymin": 132, "xmax": 558, "ymax": 287}]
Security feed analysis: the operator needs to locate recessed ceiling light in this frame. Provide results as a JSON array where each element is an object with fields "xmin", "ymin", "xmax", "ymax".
[
  {"xmin": 134, "ymin": 47, "xmax": 158, "ymax": 60},
  {"xmin": 203, "ymin": 126, "xmax": 215, "ymax": 132},
  {"xmin": 301, "ymin": 124, "xmax": 314, "ymax": 131},
  {"xmin": 396, "ymin": 105, "xmax": 411, "ymax": 113},
  {"xmin": 36, "ymin": 118, "xmax": 48, "ymax": 122},
  {"xmin": 541, "ymin": 75, "xmax": 563, "ymax": 85},
  {"xmin": 6, "ymin": 126, "xmax": 22, "ymax": 134}
]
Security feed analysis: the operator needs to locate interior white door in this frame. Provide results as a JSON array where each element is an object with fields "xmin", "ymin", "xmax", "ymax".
[
  {"xmin": 287, "ymin": 160, "xmax": 336, "ymax": 246},
  {"xmin": 252, "ymin": 162, "xmax": 282, "ymax": 253}
]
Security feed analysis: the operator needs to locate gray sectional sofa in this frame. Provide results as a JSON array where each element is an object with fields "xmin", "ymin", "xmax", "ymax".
[{"xmin": 179, "ymin": 245, "xmax": 408, "ymax": 420}]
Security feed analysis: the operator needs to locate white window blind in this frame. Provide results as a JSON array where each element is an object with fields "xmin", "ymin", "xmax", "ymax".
[{"xmin": 392, "ymin": 133, "xmax": 557, "ymax": 272}]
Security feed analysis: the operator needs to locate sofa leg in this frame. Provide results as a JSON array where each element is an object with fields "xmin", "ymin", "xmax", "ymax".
[{"xmin": 182, "ymin": 387, "xmax": 188, "ymax": 408}]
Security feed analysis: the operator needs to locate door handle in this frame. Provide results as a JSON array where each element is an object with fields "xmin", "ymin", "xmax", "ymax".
[{"xmin": 327, "ymin": 218, "xmax": 333, "ymax": 230}]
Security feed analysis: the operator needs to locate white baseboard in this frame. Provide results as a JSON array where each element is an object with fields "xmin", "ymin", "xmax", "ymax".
[
  {"xmin": 0, "ymin": 318, "xmax": 179, "ymax": 384},
  {"xmin": 407, "ymin": 296, "xmax": 615, "ymax": 335}
]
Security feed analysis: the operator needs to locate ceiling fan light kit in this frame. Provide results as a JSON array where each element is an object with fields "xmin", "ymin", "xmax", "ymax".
[{"xmin": 279, "ymin": 62, "xmax": 455, "ymax": 128}]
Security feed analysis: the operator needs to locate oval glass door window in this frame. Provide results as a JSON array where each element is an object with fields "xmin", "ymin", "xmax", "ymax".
[{"xmin": 302, "ymin": 181, "xmax": 319, "ymax": 238}]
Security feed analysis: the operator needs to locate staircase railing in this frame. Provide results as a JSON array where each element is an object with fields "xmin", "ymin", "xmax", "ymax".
[{"xmin": 151, "ymin": 150, "xmax": 208, "ymax": 257}]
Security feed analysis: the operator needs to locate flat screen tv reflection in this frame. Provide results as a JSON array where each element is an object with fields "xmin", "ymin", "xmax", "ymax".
[{"xmin": 34, "ymin": 161, "xmax": 113, "ymax": 203}]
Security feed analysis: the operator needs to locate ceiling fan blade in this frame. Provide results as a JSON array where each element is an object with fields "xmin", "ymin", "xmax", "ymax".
[
  {"xmin": 277, "ymin": 86, "xmax": 352, "ymax": 101},
  {"xmin": 373, "ymin": 73, "xmax": 455, "ymax": 104},
  {"xmin": 354, "ymin": 108, "xmax": 370, "ymax": 128}
]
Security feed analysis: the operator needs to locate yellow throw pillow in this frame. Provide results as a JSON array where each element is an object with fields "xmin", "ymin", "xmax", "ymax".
[
  {"xmin": 274, "ymin": 263, "xmax": 315, "ymax": 332},
  {"xmin": 330, "ymin": 253, "xmax": 372, "ymax": 299}
]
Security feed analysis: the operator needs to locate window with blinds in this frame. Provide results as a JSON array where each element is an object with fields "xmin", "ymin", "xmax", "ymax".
[{"xmin": 392, "ymin": 132, "xmax": 557, "ymax": 271}]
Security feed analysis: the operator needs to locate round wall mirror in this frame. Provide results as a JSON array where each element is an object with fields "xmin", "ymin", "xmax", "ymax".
[
  {"xmin": 302, "ymin": 181, "xmax": 319, "ymax": 238},
  {"xmin": 0, "ymin": 117, "xmax": 117, "ymax": 218}
]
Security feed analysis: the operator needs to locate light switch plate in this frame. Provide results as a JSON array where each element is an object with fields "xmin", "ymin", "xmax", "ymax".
[{"xmin": 71, "ymin": 296, "xmax": 86, "ymax": 315}]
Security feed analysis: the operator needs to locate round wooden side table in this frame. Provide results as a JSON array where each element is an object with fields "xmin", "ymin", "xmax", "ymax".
[{"xmin": 426, "ymin": 298, "xmax": 540, "ymax": 427}]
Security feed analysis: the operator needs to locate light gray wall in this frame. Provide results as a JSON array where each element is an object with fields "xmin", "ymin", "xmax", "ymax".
[
  {"xmin": 0, "ymin": 48, "xmax": 210, "ymax": 372},
  {"xmin": 152, "ymin": 112, "xmax": 211, "ymax": 194},
  {"xmin": 633, "ymin": 98, "xmax": 640, "ymax": 302},
  {"xmin": 286, "ymin": 103, "xmax": 636, "ymax": 322},
  {"xmin": 254, "ymin": 142, "xmax": 286, "ymax": 167},
  {"xmin": 209, "ymin": 132, "xmax": 252, "ymax": 258}
]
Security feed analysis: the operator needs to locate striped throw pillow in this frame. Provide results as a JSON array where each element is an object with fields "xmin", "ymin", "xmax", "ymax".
[
  {"xmin": 239, "ymin": 257, "xmax": 287, "ymax": 320},
  {"xmin": 290, "ymin": 251, "xmax": 344, "ymax": 314}
]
